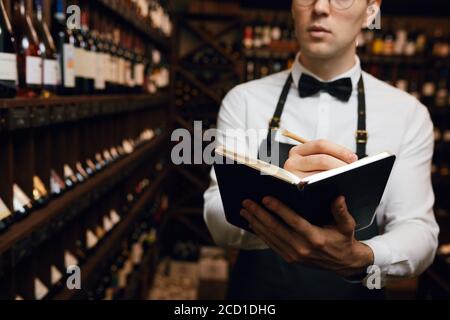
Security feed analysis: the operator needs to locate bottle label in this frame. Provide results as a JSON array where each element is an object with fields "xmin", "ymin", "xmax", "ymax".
[
  {"xmin": 74, "ymin": 47, "xmax": 89, "ymax": 78},
  {"xmin": 0, "ymin": 52, "xmax": 17, "ymax": 82},
  {"xmin": 74, "ymin": 47, "xmax": 83, "ymax": 77},
  {"xmin": 125, "ymin": 60, "xmax": 133, "ymax": 87},
  {"xmin": 110, "ymin": 56, "xmax": 118, "ymax": 84},
  {"xmin": 0, "ymin": 197, "xmax": 12, "ymax": 220},
  {"xmin": 134, "ymin": 63, "xmax": 145, "ymax": 86},
  {"xmin": 103, "ymin": 53, "xmax": 111, "ymax": 83},
  {"xmin": 118, "ymin": 58, "xmax": 125, "ymax": 85},
  {"xmin": 43, "ymin": 59, "xmax": 59, "ymax": 85},
  {"xmin": 26, "ymin": 56, "xmax": 42, "ymax": 85},
  {"xmin": 63, "ymin": 44, "xmax": 76, "ymax": 88},
  {"xmin": 86, "ymin": 51, "xmax": 96, "ymax": 80},
  {"xmin": 13, "ymin": 184, "xmax": 31, "ymax": 212},
  {"xmin": 95, "ymin": 53, "xmax": 106, "ymax": 90}
]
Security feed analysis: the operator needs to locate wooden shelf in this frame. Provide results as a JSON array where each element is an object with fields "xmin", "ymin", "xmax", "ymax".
[
  {"xmin": 53, "ymin": 168, "xmax": 170, "ymax": 300},
  {"xmin": 0, "ymin": 93, "xmax": 169, "ymax": 109},
  {"xmin": 0, "ymin": 93, "xmax": 169, "ymax": 131},
  {"xmin": 95, "ymin": 0, "xmax": 171, "ymax": 51},
  {"xmin": 0, "ymin": 133, "xmax": 169, "ymax": 258}
]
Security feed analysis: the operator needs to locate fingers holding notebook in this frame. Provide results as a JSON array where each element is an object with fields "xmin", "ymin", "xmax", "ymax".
[{"xmin": 288, "ymin": 139, "xmax": 358, "ymax": 164}]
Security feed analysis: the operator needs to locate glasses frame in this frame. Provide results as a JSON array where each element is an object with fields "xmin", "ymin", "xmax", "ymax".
[{"xmin": 295, "ymin": 0, "xmax": 356, "ymax": 11}]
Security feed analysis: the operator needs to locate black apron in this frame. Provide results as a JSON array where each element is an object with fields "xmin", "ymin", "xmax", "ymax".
[{"xmin": 227, "ymin": 74, "xmax": 385, "ymax": 300}]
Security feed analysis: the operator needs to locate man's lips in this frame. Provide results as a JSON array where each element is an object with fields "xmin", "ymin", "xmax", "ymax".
[{"xmin": 307, "ymin": 25, "xmax": 331, "ymax": 33}]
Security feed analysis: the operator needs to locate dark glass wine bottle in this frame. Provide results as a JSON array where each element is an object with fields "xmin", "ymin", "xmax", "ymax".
[
  {"xmin": 0, "ymin": 196, "xmax": 13, "ymax": 233},
  {"xmin": 133, "ymin": 38, "xmax": 145, "ymax": 94},
  {"xmin": 73, "ymin": 0, "xmax": 87, "ymax": 95},
  {"xmin": 421, "ymin": 68, "xmax": 437, "ymax": 107},
  {"xmin": 79, "ymin": 0, "xmax": 95, "ymax": 94},
  {"xmin": 0, "ymin": 0, "xmax": 17, "ymax": 98},
  {"xmin": 33, "ymin": 0, "xmax": 58, "ymax": 98},
  {"xmin": 91, "ymin": 10, "xmax": 106, "ymax": 95},
  {"xmin": 52, "ymin": 0, "xmax": 76, "ymax": 95},
  {"xmin": 114, "ymin": 28, "xmax": 126, "ymax": 94},
  {"xmin": 13, "ymin": 0, "xmax": 42, "ymax": 97}
]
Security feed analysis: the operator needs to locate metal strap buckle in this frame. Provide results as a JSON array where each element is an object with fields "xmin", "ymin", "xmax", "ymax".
[
  {"xmin": 355, "ymin": 130, "xmax": 368, "ymax": 144},
  {"xmin": 269, "ymin": 116, "xmax": 281, "ymax": 129}
]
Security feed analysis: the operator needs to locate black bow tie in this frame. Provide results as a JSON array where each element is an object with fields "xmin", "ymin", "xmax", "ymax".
[{"xmin": 298, "ymin": 74, "xmax": 353, "ymax": 102}]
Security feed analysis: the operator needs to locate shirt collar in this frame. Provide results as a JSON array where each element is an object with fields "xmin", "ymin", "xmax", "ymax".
[{"xmin": 291, "ymin": 52, "xmax": 362, "ymax": 90}]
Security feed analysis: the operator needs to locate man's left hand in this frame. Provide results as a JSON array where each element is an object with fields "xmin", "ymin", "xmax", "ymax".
[{"xmin": 240, "ymin": 196, "xmax": 374, "ymax": 277}]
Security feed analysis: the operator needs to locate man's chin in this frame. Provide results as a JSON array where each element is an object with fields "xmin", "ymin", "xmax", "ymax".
[{"xmin": 301, "ymin": 44, "xmax": 338, "ymax": 60}]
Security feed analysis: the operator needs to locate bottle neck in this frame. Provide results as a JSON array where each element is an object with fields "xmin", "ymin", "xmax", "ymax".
[
  {"xmin": 34, "ymin": 1, "xmax": 44, "ymax": 21},
  {"xmin": 81, "ymin": 12, "xmax": 89, "ymax": 32},
  {"xmin": 54, "ymin": 0, "xmax": 65, "ymax": 20},
  {"xmin": 0, "ymin": 0, "xmax": 13, "ymax": 33},
  {"xmin": 16, "ymin": 0, "xmax": 27, "ymax": 16}
]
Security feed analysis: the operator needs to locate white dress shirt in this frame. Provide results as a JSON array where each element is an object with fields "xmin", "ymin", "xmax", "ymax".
[{"xmin": 203, "ymin": 53, "xmax": 439, "ymax": 283}]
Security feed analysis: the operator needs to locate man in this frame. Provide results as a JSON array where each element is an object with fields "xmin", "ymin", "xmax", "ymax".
[{"xmin": 204, "ymin": 0, "xmax": 439, "ymax": 299}]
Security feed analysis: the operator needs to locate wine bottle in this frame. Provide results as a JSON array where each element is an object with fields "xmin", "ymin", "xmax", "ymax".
[
  {"xmin": 0, "ymin": 197, "xmax": 13, "ymax": 233},
  {"xmin": 63, "ymin": 164, "xmax": 78, "ymax": 188},
  {"xmin": 50, "ymin": 169, "xmax": 66, "ymax": 196},
  {"xmin": 415, "ymin": 29, "xmax": 427, "ymax": 56},
  {"xmin": 72, "ymin": 0, "xmax": 87, "ymax": 95},
  {"xmin": 408, "ymin": 68, "xmax": 421, "ymax": 100},
  {"xmin": 432, "ymin": 28, "xmax": 445, "ymax": 58},
  {"xmin": 103, "ymin": 214, "xmax": 113, "ymax": 233},
  {"xmin": 422, "ymin": 69, "xmax": 437, "ymax": 107},
  {"xmin": 382, "ymin": 29, "xmax": 395, "ymax": 56},
  {"xmin": 252, "ymin": 15, "xmax": 263, "ymax": 50},
  {"xmin": 394, "ymin": 27, "xmax": 407, "ymax": 56},
  {"xmin": 13, "ymin": 0, "xmax": 42, "ymax": 97},
  {"xmin": 262, "ymin": 18, "xmax": 272, "ymax": 49},
  {"xmin": 122, "ymin": 33, "xmax": 132, "ymax": 94},
  {"xmin": 34, "ymin": 277, "xmax": 49, "ymax": 300},
  {"xmin": 52, "ymin": 0, "xmax": 76, "ymax": 95},
  {"xmin": 134, "ymin": 39, "xmax": 145, "ymax": 93},
  {"xmin": 99, "ymin": 31, "xmax": 111, "ymax": 94},
  {"xmin": 404, "ymin": 30, "xmax": 417, "ymax": 57},
  {"xmin": 371, "ymin": 30, "xmax": 384, "ymax": 56},
  {"xmin": 95, "ymin": 224, "xmax": 105, "ymax": 240},
  {"xmin": 103, "ymin": 149, "xmax": 113, "ymax": 164},
  {"xmin": 243, "ymin": 21, "xmax": 253, "ymax": 50},
  {"xmin": 76, "ymin": 162, "xmax": 89, "ymax": 180},
  {"xmin": 95, "ymin": 152, "xmax": 106, "ymax": 169},
  {"xmin": 91, "ymin": 18, "xmax": 106, "ymax": 95},
  {"xmin": 33, "ymin": 0, "xmax": 58, "ymax": 97},
  {"xmin": 50, "ymin": 265, "xmax": 63, "ymax": 287},
  {"xmin": 110, "ymin": 209, "xmax": 121, "ymax": 225},
  {"xmin": 395, "ymin": 64, "xmax": 408, "ymax": 92},
  {"xmin": 79, "ymin": 0, "xmax": 95, "ymax": 94},
  {"xmin": 435, "ymin": 68, "xmax": 449, "ymax": 108},
  {"xmin": 86, "ymin": 228, "xmax": 99, "ymax": 251},
  {"xmin": 13, "ymin": 183, "xmax": 34, "ymax": 220},
  {"xmin": 33, "ymin": 175, "xmax": 49, "ymax": 207},
  {"xmin": 0, "ymin": 0, "xmax": 18, "ymax": 98},
  {"xmin": 86, "ymin": 158, "xmax": 99, "ymax": 174},
  {"xmin": 64, "ymin": 250, "xmax": 79, "ymax": 268},
  {"xmin": 105, "ymin": 29, "xmax": 118, "ymax": 94},
  {"xmin": 115, "ymin": 29, "xmax": 126, "ymax": 94}
]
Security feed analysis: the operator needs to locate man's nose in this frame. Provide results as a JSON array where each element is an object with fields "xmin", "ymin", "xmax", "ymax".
[{"xmin": 312, "ymin": 0, "xmax": 331, "ymax": 16}]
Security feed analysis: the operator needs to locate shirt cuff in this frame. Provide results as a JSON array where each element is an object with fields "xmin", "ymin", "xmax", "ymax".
[{"xmin": 361, "ymin": 237, "xmax": 392, "ymax": 272}]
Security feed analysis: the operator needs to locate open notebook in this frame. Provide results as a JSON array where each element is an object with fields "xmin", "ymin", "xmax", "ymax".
[{"xmin": 214, "ymin": 146, "xmax": 396, "ymax": 232}]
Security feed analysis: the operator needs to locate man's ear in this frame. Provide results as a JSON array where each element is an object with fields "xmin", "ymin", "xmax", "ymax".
[{"xmin": 363, "ymin": 0, "xmax": 381, "ymax": 29}]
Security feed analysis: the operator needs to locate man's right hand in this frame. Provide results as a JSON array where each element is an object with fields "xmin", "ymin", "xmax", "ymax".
[{"xmin": 284, "ymin": 140, "xmax": 358, "ymax": 179}]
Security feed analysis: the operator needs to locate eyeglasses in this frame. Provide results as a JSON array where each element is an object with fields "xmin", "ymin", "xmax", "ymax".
[{"xmin": 294, "ymin": 0, "xmax": 356, "ymax": 10}]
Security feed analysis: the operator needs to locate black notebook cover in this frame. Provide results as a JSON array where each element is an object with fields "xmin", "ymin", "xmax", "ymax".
[{"xmin": 214, "ymin": 153, "xmax": 396, "ymax": 232}]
